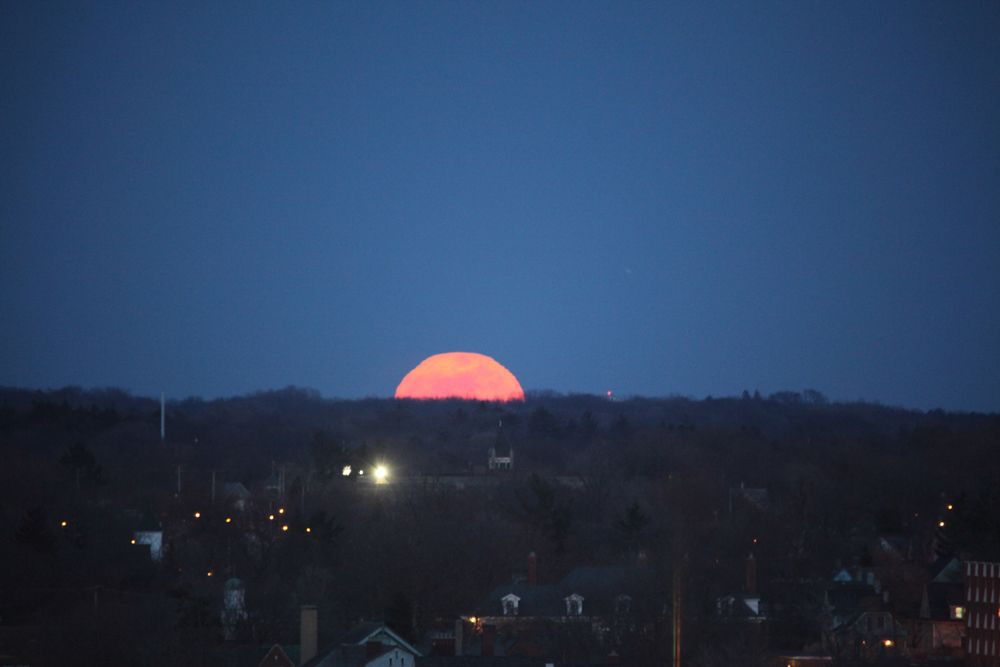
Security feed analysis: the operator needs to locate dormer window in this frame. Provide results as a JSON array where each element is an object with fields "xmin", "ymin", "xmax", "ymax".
[
  {"xmin": 565, "ymin": 593, "xmax": 584, "ymax": 616},
  {"xmin": 950, "ymin": 605, "xmax": 965, "ymax": 620},
  {"xmin": 502, "ymin": 593, "xmax": 520, "ymax": 616},
  {"xmin": 615, "ymin": 595, "xmax": 631, "ymax": 615}
]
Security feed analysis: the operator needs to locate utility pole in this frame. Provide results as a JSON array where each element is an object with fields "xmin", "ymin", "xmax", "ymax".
[{"xmin": 672, "ymin": 542, "xmax": 684, "ymax": 667}]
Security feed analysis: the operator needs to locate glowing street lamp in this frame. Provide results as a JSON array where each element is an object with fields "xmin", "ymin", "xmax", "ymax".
[{"xmin": 375, "ymin": 466, "xmax": 387, "ymax": 481}]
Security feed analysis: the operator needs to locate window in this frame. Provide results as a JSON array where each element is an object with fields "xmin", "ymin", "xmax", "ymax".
[
  {"xmin": 565, "ymin": 594, "xmax": 584, "ymax": 616},
  {"xmin": 502, "ymin": 593, "xmax": 520, "ymax": 616},
  {"xmin": 951, "ymin": 606, "xmax": 965, "ymax": 620}
]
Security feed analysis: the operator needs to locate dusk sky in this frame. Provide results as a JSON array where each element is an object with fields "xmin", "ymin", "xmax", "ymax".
[{"xmin": 1, "ymin": 2, "xmax": 997, "ymax": 411}]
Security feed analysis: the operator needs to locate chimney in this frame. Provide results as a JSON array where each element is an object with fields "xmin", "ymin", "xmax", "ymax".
[
  {"xmin": 300, "ymin": 605, "xmax": 317, "ymax": 665},
  {"xmin": 528, "ymin": 552, "xmax": 537, "ymax": 586},
  {"xmin": 481, "ymin": 625, "xmax": 497, "ymax": 656},
  {"xmin": 455, "ymin": 618, "xmax": 464, "ymax": 656},
  {"xmin": 746, "ymin": 553, "xmax": 756, "ymax": 595},
  {"xmin": 367, "ymin": 641, "xmax": 382, "ymax": 659},
  {"xmin": 637, "ymin": 550, "xmax": 649, "ymax": 567}
]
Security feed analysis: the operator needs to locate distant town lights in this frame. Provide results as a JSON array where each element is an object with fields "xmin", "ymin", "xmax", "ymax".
[
  {"xmin": 884, "ymin": 640, "xmax": 893, "ymax": 647},
  {"xmin": 939, "ymin": 522, "xmax": 945, "ymax": 527},
  {"xmin": 282, "ymin": 525, "xmax": 288, "ymax": 531},
  {"xmin": 279, "ymin": 508, "xmax": 284, "ymax": 514},
  {"xmin": 375, "ymin": 466, "xmax": 387, "ymax": 480},
  {"xmin": 342, "ymin": 466, "xmax": 351, "ymax": 476},
  {"xmin": 269, "ymin": 515, "xmax": 274, "ymax": 520},
  {"xmin": 226, "ymin": 518, "xmax": 231, "ymax": 523},
  {"xmin": 61, "ymin": 521, "xmax": 67, "ymax": 527},
  {"xmin": 194, "ymin": 512, "xmax": 200, "ymax": 518}
]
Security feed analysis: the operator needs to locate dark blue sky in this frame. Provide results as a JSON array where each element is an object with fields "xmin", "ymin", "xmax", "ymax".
[{"xmin": 2, "ymin": 2, "xmax": 998, "ymax": 411}]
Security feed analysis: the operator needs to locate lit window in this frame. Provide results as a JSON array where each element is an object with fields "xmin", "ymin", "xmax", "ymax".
[{"xmin": 951, "ymin": 606, "xmax": 965, "ymax": 620}]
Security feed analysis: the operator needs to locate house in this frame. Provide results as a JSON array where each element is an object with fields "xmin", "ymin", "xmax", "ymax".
[
  {"xmin": 919, "ymin": 579, "xmax": 965, "ymax": 656},
  {"xmin": 133, "ymin": 511, "xmax": 163, "ymax": 563},
  {"xmin": 716, "ymin": 554, "xmax": 766, "ymax": 624},
  {"xmin": 259, "ymin": 644, "xmax": 297, "ymax": 667},
  {"xmin": 224, "ymin": 482, "xmax": 252, "ymax": 511},
  {"xmin": 305, "ymin": 622, "xmax": 421, "ymax": 667},
  {"xmin": 820, "ymin": 580, "xmax": 905, "ymax": 660},
  {"xmin": 472, "ymin": 554, "xmax": 663, "ymax": 660}
]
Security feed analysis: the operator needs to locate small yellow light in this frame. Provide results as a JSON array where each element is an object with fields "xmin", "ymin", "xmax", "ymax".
[
  {"xmin": 884, "ymin": 639, "xmax": 892, "ymax": 647},
  {"xmin": 939, "ymin": 521, "xmax": 945, "ymax": 527},
  {"xmin": 947, "ymin": 505, "xmax": 953, "ymax": 510},
  {"xmin": 306, "ymin": 527, "xmax": 311, "ymax": 532},
  {"xmin": 61, "ymin": 521, "xmax": 67, "ymax": 527},
  {"xmin": 269, "ymin": 515, "xmax": 274, "ymax": 520},
  {"xmin": 131, "ymin": 539, "xmax": 136, "ymax": 544},
  {"xmin": 282, "ymin": 525, "xmax": 288, "ymax": 531},
  {"xmin": 469, "ymin": 617, "xmax": 476, "ymax": 624},
  {"xmin": 279, "ymin": 508, "xmax": 284, "ymax": 514},
  {"xmin": 207, "ymin": 572, "xmax": 212, "ymax": 576},
  {"xmin": 342, "ymin": 465, "xmax": 351, "ymax": 476},
  {"xmin": 226, "ymin": 517, "xmax": 231, "ymax": 523},
  {"xmin": 194, "ymin": 512, "xmax": 200, "ymax": 518}
]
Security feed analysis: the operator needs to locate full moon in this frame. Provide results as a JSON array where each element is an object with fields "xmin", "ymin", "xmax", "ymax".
[{"xmin": 395, "ymin": 352, "xmax": 525, "ymax": 401}]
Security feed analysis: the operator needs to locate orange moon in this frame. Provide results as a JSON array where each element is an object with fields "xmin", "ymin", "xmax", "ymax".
[{"xmin": 395, "ymin": 352, "xmax": 524, "ymax": 401}]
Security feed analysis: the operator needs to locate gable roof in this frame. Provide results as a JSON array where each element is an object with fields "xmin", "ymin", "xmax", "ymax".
[
  {"xmin": 259, "ymin": 644, "xmax": 296, "ymax": 667},
  {"xmin": 928, "ymin": 556, "xmax": 963, "ymax": 584},
  {"xmin": 305, "ymin": 622, "xmax": 423, "ymax": 667},
  {"xmin": 225, "ymin": 482, "xmax": 251, "ymax": 499}
]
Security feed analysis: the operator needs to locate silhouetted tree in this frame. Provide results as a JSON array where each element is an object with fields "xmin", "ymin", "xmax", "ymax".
[{"xmin": 14, "ymin": 507, "xmax": 55, "ymax": 554}]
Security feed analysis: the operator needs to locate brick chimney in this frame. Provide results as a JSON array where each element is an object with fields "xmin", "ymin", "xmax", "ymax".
[
  {"xmin": 300, "ymin": 606, "xmax": 318, "ymax": 665},
  {"xmin": 481, "ymin": 624, "xmax": 497, "ymax": 656},
  {"xmin": 637, "ymin": 550, "xmax": 648, "ymax": 567},
  {"xmin": 746, "ymin": 553, "xmax": 756, "ymax": 595},
  {"xmin": 528, "ymin": 551, "xmax": 537, "ymax": 586}
]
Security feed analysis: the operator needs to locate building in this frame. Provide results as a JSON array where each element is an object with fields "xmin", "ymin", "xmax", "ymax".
[
  {"xmin": 133, "ymin": 511, "xmax": 163, "ymax": 563},
  {"xmin": 259, "ymin": 644, "xmax": 297, "ymax": 667},
  {"xmin": 222, "ymin": 577, "xmax": 248, "ymax": 641},
  {"xmin": 305, "ymin": 621, "xmax": 422, "ymax": 667},
  {"xmin": 965, "ymin": 561, "xmax": 1000, "ymax": 666},
  {"xmin": 488, "ymin": 428, "xmax": 513, "ymax": 471},
  {"xmin": 472, "ymin": 554, "xmax": 663, "ymax": 661},
  {"xmin": 224, "ymin": 482, "xmax": 252, "ymax": 511},
  {"xmin": 916, "ymin": 556, "xmax": 965, "ymax": 659}
]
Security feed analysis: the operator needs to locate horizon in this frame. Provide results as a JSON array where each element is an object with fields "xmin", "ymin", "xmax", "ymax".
[
  {"xmin": 2, "ymin": 3, "xmax": 998, "ymax": 413},
  {"xmin": 4, "ymin": 381, "xmax": 994, "ymax": 414}
]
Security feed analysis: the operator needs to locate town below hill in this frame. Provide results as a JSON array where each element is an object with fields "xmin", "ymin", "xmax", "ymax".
[{"xmin": 1, "ymin": 386, "xmax": 998, "ymax": 666}]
